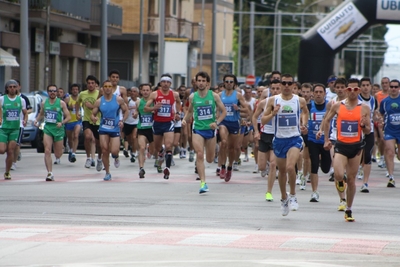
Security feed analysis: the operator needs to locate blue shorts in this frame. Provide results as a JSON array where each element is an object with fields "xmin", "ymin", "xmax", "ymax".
[
  {"xmin": 99, "ymin": 131, "xmax": 120, "ymax": 138},
  {"xmin": 65, "ymin": 120, "xmax": 82, "ymax": 131},
  {"xmin": 152, "ymin": 121, "xmax": 174, "ymax": 135},
  {"xmin": 219, "ymin": 120, "xmax": 240, "ymax": 134},
  {"xmin": 384, "ymin": 133, "xmax": 400, "ymax": 144},
  {"xmin": 273, "ymin": 136, "xmax": 303, "ymax": 159},
  {"xmin": 193, "ymin": 129, "xmax": 215, "ymax": 140}
]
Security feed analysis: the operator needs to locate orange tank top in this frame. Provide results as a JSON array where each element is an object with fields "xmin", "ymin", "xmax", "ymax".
[
  {"xmin": 375, "ymin": 91, "xmax": 388, "ymax": 104},
  {"xmin": 336, "ymin": 102, "xmax": 362, "ymax": 144}
]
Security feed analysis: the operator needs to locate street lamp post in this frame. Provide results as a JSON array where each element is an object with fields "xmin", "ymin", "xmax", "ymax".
[{"xmin": 271, "ymin": 0, "xmax": 282, "ymax": 71}]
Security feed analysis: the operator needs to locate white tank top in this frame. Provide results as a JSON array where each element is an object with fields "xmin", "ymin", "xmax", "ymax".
[
  {"xmin": 261, "ymin": 98, "xmax": 273, "ymax": 134},
  {"xmin": 113, "ymin": 85, "xmax": 121, "ymax": 97},
  {"xmin": 273, "ymin": 94, "xmax": 301, "ymax": 138},
  {"xmin": 246, "ymin": 97, "xmax": 256, "ymax": 111},
  {"xmin": 124, "ymin": 97, "xmax": 138, "ymax": 125}
]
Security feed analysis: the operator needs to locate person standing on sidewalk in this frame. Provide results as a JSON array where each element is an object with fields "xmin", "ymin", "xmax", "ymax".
[
  {"xmin": 35, "ymin": 84, "xmax": 71, "ymax": 181},
  {"xmin": 91, "ymin": 80, "xmax": 128, "ymax": 181}
]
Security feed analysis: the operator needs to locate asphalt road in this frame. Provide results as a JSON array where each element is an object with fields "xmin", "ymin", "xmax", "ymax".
[{"xmin": 0, "ymin": 148, "xmax": 399, "ymax": 266}]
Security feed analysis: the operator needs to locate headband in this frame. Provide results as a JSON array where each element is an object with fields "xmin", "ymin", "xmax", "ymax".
[
  {"xmin": 327, "ymin": 77, "xmax": 337, "ymax": 83},
  {"xmin": 160, "ymin": 76, "xmax": 172, "ymax": 83}
]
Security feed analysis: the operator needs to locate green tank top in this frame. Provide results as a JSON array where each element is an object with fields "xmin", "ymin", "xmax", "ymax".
[
  {"xmin": 2, "ymin": 95, "xmax": 22, "ymax": 129},
  {"xmin": 193, "ymin": 90, "xmax": 216, "ymax": 130},
  {"xmin": 44, "ymin": 98, "xmax": 63, "ymax": 129},
  {"xmin": 137, "ymin": 98, "xmax": 153, "ymax": 130}
]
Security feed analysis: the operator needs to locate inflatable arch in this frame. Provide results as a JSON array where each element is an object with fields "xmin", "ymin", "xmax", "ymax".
[{"xmin": 298, "ymin": 0, "xmax": 400, "ymax": 83}]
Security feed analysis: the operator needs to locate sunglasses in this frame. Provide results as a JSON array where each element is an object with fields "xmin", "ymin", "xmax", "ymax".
[
  {"xmin": 281, "ymin": 81, "xmax": 293, "ymax": 86},
  {"xmin": 225, "ymin": 80, "xmax": 234, "ymax": 84},
  {"xmin": 390, "ymin": 86, "xmax": 399, "ymax": 89},
  {"xmin": 346, "ymin": 87, "xmax": 360, "ymax": 92},
  {"xmin": 48, "ymin": 90, "xmax": 57, "ymax": 93}
]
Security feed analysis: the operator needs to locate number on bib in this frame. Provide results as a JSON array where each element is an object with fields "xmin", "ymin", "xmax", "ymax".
[
  {"xmin": 140, "ymin": 114, "xmax": 153, "ymax": 127},
  {"xmin": 197, "ymin": 105, "xmax": 212, "ymax": 120},
  {"xmin": 158, "ymin": 105, "xmax": 171, "ymax": 117},
  {"xmin": 6, "ymin": 109, "xmax": 20, "ymax": 121},
  {"xmin": 45, "ymin": 110, "xmax": 58, "ymax": 123}
]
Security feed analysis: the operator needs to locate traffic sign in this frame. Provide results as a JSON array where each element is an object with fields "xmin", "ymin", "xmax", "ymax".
[{"xmin": 246, "ymin": 75, "xmax": 256, "ymax": 85}]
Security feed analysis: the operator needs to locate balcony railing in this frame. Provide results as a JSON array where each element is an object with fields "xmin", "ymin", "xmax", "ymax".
[
  {"xmin": 28, "ymin": 0, "xmax": 91, "ymax": 21},
  {"xmin": 149, "ymin": 17, "xmax": 193, "ymax": 38},
  {"xmin": 90, "ymin": 0, "xmax": 122, "ymax": 27},
  {"xmin": 178, "ymin": 19, "xmax": 192, "ymax": 39}
]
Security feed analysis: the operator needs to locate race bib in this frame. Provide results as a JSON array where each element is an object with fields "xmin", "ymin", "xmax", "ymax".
[
  {"xmin": 45, "ymin": 110, "xmax": 57, "ymax": 123},
  {"xmin": 340, "ymin": 120, "xmax": 358, "ymax": 137},
  {"xmin": 278, "ymin": 114, "xmax": 296, "ymax": 127},
  {"xmin": 158, "ymin": 104, "xmax": 171, "ymax": 117},
  {"xmin": 311, "ymin": 121, "xmax": 321, "ymax": 134},
  {"xmin": 140, "ymin": 114, "xmax": 153, "ymax": 127},
  {"xmin": 225, "ymin": 104, "xmax": 234, "ymax": 116},
  {"xmin": 197, "ymin": 105, "xmax": 212, "ymax": 120},
  {"xmin": 6, "ymin": 109, "xmax": 20, "ymax": 121},
  {"xmin": 389, "ymin": 113, "xmax": 400, "ymax": 125},
  {"xmin": 102, "ymin": 118, "xmax": 115, "ymax": 130}
]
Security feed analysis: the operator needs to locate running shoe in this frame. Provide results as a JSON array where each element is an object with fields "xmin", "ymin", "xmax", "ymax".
[
  {"xmin": 70, "ymin": 153, "xmax": 76, "ymax": 163},
  {"xmin": 265, "ymin": 192, "xmax": 273, "ymax": 202},
  {"xmin": 237, "ymin": 158, "xmax": 242, "ymax": 166},
  {"xmin": 306, "ymin": 174, "xmax": 311, "ymax": 183},
  {"xmin": 91, "ymin": 159, "xmax": 95, "ymax": 167},
  {"xmin": 46, "ymin": 172, "xmax": 54, "ymax": 181},
  {"xmin": 157, "ymin": 165, "xmax": 163, "ymax": 173},
  {"xmin": 54, "ymin": 158, "xmax": 60, "ymax": 165},
  {"xmin": 123, "ymin": 149, "xmax": 129, "ymax": 158},
  {"xmin": 300, "ymin": 176, "xmax": 306, "ymax": 190},
  {"xmin": 139, "ymin": 168, "xmax": 145, "ymax": 179},
  {"xmin": 387, "ymin": 178, "xmax": 396, "ymax": 188},
  {"xmin": 103, "ymin": 173, "xmax": 112, "ymax": 181},
  {"xmin": 199, "ymin": 182, "xmax": 209, "ymax": 194},
  {"xmin": 281, "ymin": 197, "xmax": 289, "ymax": 216},
  {"xmin": 216, "ymin": 168, "xmax": 220, "ymax": 176},
  {"xmin": 253, "ymin": 165, "xmax": 259, "ymax": 173},
  {"xmin": 225, "ymin": 169, "xmax": 232, "ymax": 182},
  {"xmin": 357, "ymin": 166, "xmax": 363, "ymax": 180},
  {"xmin": 96, "ymin": 159, "xmax": 103, "ymax": 172},
  {"xmin": 289, "ymin": 194, "xmax": 299, "ymax": 211},
  {"xmin": 310, "ymin": 191, "xmax": 319, "ymax": 202},
  {"xmin": 344, "ymin": 210, "xmax": 355, "ymax": 222},
  {"xmin": 329, "ymin": 172, "xmax": 334, "ymax": 182},
  {"xmin": 296, "ymin": 171, "xmax": 303, "ymax": 185},
  {"xmin": 10, "ymin": 163, "xmax": 16, "ymax": 171},
  {"xmin": 338, "ymin": 200, "xmax": 346, "ymax": 211},
  {"xmin": 360, "ymin": 184, "xmax": 369, "ymax": 193},
  {"xmin": 233, "ymin": 162, "xmax": 239, "ymax": 171},
  {"xmin": 189, "ymin": 150, "xmax": 195, "ymax": 162},
  {"xmin": 261, "ymin": 169, "xmax": 268, "ymax": 178},
  {"xmin": 4, "ymin": 172, "xmax": 11, "ymax": 180},
  {"xmin": 85, "ymin": 159, "xmax": 92, "ymax": 168},
  {"xmin": 114, "ymin": 157, "xmax": 120, "ymax": 168},
  {"xmin": 371, "ymin": 157, "xmax": 376, "ymax": 163},
  {"xmin": 163, "ymin": 167, "xmax": 170, "ymax": 180},
  {"xmin": 219, "ymin": 168, "xmax": 226, "ymax": 179},
  {"xmin": 336, "ymin": 180, "xmax": 346, "ymax": 192},
  {"xmin": 130, "ymin": 155, "xmax": 136, "ymax": 163},
  {"xmin": 386, "ymin": 171, "xmax": 390, "ymax": 178},
  {"xmin": 243, "ymin": 155, "xmax": 249, "ymax": 162}
]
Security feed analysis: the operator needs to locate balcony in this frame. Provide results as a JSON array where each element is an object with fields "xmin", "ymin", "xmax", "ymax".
[
  {"xmin": 178, "ymin": 19, "xmax": 192, "ymax": 39},
  {"xmin": 149, "ymin": 17, "xmax": 194, "ymax": 38},
  {"xmin": 89, "ymin": 0, "xmax": 122, "ymax": 36},
  {"xmin": 191, "ymin": 22, "xmax": 203, "ymax": 47}
]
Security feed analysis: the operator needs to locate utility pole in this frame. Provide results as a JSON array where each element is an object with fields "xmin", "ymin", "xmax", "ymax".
[
  {"xmin": 212, "ymin": 0, "xmax": 217, "ymax": 85},
  {"xmin": 237, "ymin": 0, "xmax": 243, "ymax": 76},
  {"xmin": 249, "ymin": 1, "xmax": 255, "ymax": 75},
  {"xmin": 44, "ymin": 0, "xmax": 50, "ymax": 87},
  {"xmin": 158, "ymin": 0, "xmax": 165, "ymax": 77},
  {"xmin": 272, "ymin": 0, "xmax": 281, "ymax": 71},
  {"xmin": 139, "ymin": 0, "xmax": 144, "ymax": 84},
  {"xmin": 20, "ymin": 0, "xmax": 29, "ymax": 93},
  {"xmin": 101, "ymin": 0, "xmax": 108, "ymax": 82},
  {"xmin": 199, "ymin": 0, "xmax": 205, "ymax": 71}
]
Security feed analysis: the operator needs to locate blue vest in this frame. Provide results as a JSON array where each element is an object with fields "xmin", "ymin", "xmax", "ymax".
[
  {"xmin": 99, "ymin": 95, "xmax": 120, "ymax": 133},
  {"xmin": 308, "ymin": 100, "xmax": 327, "ymax": 144},
  {"xmin": 221, "ymin": 90, "xmax": 240, "ymax": 122}
]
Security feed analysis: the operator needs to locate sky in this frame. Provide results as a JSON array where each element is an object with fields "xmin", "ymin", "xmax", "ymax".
[{"xmin": 384, "ymin": 24, "xmax": 400, "ymax": 64}]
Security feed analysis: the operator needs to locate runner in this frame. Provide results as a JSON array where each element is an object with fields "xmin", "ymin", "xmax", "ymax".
[
  {"xmin": 90, "ymin": 80, "xmax": 129, "ymax": 181},
  {"xmin": 182, "ymin": 71, "xmax": 227, "ymax": 193},
  {"xmin": 0, "ymin": 80, "xmax": 28, "ymax": 180},
  {"xmin": 64, "ymin": 83, "xmax": 82, "ymax": 163},
  {"xmin": 261, "ymin": 74, "xmax": 309, "ymax": 216},
  {"xmin": 144, "ymin": 74, "xmax": 181, "ymax": 179},
  {"xmin": 34, "ymin": 84, "xmax": 71, "ymax": 181},
  {"xmin": 123, "ymin": 87, "xmax": 139, "ymax": 163},
  {"xmin": 322, "ymin": 78, "xmax": 371, "ymax": 221},
  {"xmin": 136, "ymin": 83, "xmax": 155, "ymax": 178},
  {"xmin": 76, "ymin": 75, "xmax": 103, "ymax": 171}
]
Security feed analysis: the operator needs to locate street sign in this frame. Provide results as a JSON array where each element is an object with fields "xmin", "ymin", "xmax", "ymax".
[{"xmin": 246, "ymin": 75, "xmax": 256, "ymax": 85}]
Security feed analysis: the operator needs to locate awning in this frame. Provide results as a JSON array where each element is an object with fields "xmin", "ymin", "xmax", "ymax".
[{"xmin": 0, "ymin": 48, "xmax": 19, "ymax": 67}]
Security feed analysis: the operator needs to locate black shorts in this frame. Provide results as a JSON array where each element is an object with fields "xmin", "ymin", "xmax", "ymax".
[
  {"xmin": 174, "ymin": 127, "xmax": 181, "ymax": 134},
  {"xmin": 82, "ymin": 121, "xmax": 99, "ymax": 140},
  {"xmin": 123, "ymin": 123, "xmax": 137, "ymax": 136},
  {"xmin": 302, "ymin": 134, "xmax": 308, "ymax": 148},
  {"xmin": 17, "ymin": 127, "xmax": 24, "ymax": 146},
  {"xmin": 258, "ymin": 133, "xmax": 274, "ymax": 153},
  {"xmin": 334, "ymin": 141, "xmax": 365, "ymax": 159},
  {"xmin": 216, "ymin": 130, "xmax": 221, "ymax": 143},
  {"xmin": 137, "ymin": 128, "xmax": 154, "ymax": 143}
]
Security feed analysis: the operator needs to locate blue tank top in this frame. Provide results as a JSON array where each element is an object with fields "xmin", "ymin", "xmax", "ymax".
[
  {"xmin": 380, "ymin": 94, "xmax": 400, "ymax": 134},
  {"xmin": 99, "ymin": 95, "xmax": 120, "ymax": 133},
  {"xmin": 221, "ymin": 90, "xmax": 240, "ymax": 122},
  {"xmin": 308, "ymin": 100, "xmax": 327, "ymax": 144}
]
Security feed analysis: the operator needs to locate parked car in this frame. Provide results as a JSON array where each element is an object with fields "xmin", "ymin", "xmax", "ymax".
[{"xmin": 22, "ymin": 94, "xmax": 43, "ymax": 148}]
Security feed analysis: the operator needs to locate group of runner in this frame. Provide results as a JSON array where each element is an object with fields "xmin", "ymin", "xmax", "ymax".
[{"xmin": 1, "ymin": 70, "xmax": 399, "ymax": 222}]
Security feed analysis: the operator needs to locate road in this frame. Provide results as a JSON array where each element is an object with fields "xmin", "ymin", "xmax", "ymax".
[{"xmin": 0, "ymin": 148, "xmax": 399, "ymax": 266}]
